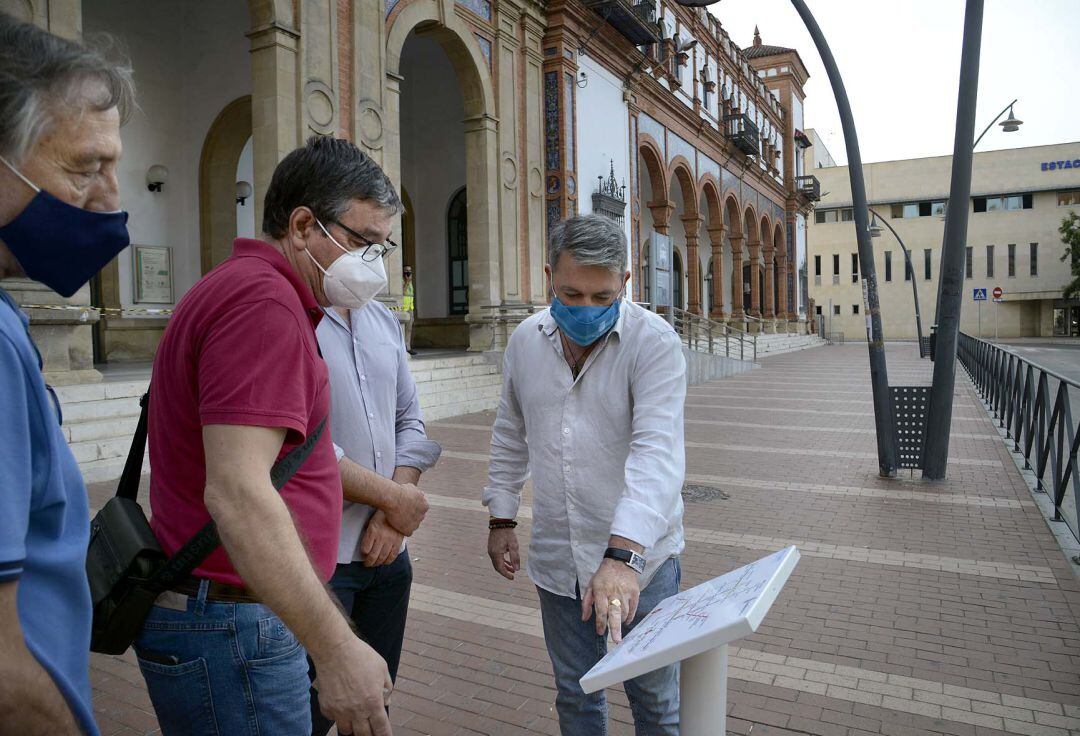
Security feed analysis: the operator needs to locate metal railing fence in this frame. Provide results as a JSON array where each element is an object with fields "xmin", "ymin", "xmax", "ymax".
[{"xmin": 957, "ymin": 333, "xmax": 1080, "ymax": 543}]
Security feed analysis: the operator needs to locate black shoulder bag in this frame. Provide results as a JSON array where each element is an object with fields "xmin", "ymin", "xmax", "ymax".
[{"xmin": 86, "ymin": 392, "xmax": 326, "ymax": 654}]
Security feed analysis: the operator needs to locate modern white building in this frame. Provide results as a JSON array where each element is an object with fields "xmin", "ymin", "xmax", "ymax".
[{"xmin": 808, "ymin": 142, "xmax": 1080, "ymax": 340}]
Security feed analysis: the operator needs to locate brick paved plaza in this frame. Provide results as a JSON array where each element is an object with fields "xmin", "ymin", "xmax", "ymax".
[{"xmin": 86, "ymin": 344, "xmax": 1080, "ymax": 736}]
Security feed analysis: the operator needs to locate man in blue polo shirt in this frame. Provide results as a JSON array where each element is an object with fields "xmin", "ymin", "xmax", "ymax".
[{"xmin": 0, "ymin": 12, "xmax": 135, "ymax": 734}]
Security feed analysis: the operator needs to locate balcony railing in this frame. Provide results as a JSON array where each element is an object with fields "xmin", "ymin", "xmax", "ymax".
[
  {"xmin": 796, "ymin": 174, "xmax": 821, "ymax": 201},
  {"xmin": 723, "ymin": 112, "xmax": 760, "ymax": 156},
  {"xmin": 581, "ymin": 0, "xmax": 661, "ymax": 46}
]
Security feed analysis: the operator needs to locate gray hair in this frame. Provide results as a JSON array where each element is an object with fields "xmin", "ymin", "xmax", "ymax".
[
  {"xmin": 547, "ymin": 214, "xmax": 628, "ymax": 273},
  {"xmin": 262, "ymin": 136, "xmax": 403, "ymax": 239},
  {"xmin": 0, "ymin": 12, "xmax": 135, "ymax": 165}
]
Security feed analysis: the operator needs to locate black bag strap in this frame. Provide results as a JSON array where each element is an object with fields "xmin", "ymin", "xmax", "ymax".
[
  {"xmin": 115, "ymin": 389, "xmax": 328, "ymax": 593},
  {"xmin": 116, "ymin": 393, "xmax": 149, "ymax": 501}
]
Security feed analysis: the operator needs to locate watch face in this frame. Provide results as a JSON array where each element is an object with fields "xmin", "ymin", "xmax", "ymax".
[{"xmin": 628, "ymin": 552, "xmax": 646, "ymax": 574}]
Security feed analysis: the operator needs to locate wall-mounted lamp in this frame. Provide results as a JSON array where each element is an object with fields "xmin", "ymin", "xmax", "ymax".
[
  {"xmin": 146, "ymin": 164, "xmax": 168, "ymax": 193},
  {"xmin": 236, "ymin": 180, "xmax": 253, "ymax": 206},
  {"xmin": 576, "ymin": 70, "xmax": 588, "ymax": 89}
]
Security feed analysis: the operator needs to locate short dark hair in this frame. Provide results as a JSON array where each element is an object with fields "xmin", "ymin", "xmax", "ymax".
[
  {"xmin": 262, "ymin": 136, "xmax": 403, "ymax": 239},
  {"xmin": 548, "ymin": 214, "xmax": 627, "ymax": 273},
  {"xmin": 0, "ymin": 11, "xmax": 135, "ymax": 164}
]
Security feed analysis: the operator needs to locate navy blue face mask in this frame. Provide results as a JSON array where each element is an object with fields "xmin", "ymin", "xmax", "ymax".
[
  {"xmin": 550, "ymin": 286, "xmax": 623, "ymax": 347},
  {"xmin": 0, "ymin": 155, "xmax": 130, "ymax": 298}
]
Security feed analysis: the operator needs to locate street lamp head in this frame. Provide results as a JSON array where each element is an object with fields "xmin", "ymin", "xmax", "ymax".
[
  {"xmin": 868, "ymin": 213, "xmax": 882, "ymax": 238},
  {"xmin": 999, "ymin": 104, "xmax": 1022, "ymax": 133}
]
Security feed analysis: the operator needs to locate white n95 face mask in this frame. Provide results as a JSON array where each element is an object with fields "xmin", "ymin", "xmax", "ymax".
[{"xmin": 307, "ymin": 219, "xmax": 389, "ymax": 309}]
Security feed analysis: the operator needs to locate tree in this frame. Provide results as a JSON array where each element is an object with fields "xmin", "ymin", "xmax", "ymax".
[{"xmin": 1059, "ymin": 212, "xmax": 1080, "ymax": 299}]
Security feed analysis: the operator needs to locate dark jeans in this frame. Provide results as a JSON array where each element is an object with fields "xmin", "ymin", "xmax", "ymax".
[{"xmin": 309, "ymin": 550, "xmax": 413, "ymax": 736}]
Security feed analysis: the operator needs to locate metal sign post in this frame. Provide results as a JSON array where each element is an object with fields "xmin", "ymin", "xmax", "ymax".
[
  {"xmin": 581, "ymin": 548, "xmax": 800, "ymax": 736},
  {"xmin": 974, "ymin": 288, "xmax": 986, "ymax": 338}
]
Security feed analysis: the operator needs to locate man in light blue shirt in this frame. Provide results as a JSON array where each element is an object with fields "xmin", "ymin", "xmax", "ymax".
[
  {"xmin": 310, "ymin": 295, "xmax": 441, "ymax": 735},
  {"xmin": 0, "ymin": 13, "xmax": 136, "ymax": 735}
]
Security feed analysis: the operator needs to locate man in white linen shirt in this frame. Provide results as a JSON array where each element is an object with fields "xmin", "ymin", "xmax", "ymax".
[{"xmin": 483, "ymin": 214, "xmax": 686, "ymax": 735}]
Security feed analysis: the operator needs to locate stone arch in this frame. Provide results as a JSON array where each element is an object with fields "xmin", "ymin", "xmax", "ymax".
[
  {"xmin": 743, "ymin": 205, "xmax": 759, "ymax": 246},
  {"xmin": 386, "ymin": 0, "xmax": 499, "ymax": 348},
  {"xmin": 668, "ymin": 158, "xmax": 697, "ymax": 313},
  {"xmin": 637, "ymin": 135, "xmax": 668, "ymax": 207},
  {"xmin": 668, "ymin": 157, "xmax": 698, "ymax": 218},
  {"xmin": 774, "ymin": 221, "xmax": 787, "ymax": 320},
  {"xmin": 636, "ymin": 135, "xmax": 669, "ymax": 301},
  {"xmin": 386, "ymin": 1, "xmax": 496, "ymax": 120},
  {"xmin": 759, "ymin": 215, "xmax": 773, "ymax": 252},
  {"xmin": 199, "ymin": 96, "xmax": 253, "ymax": 274},
  {"xmin": 699, "ymin": 175, "xmax": 723, "ymax": 225},
  {"xmin": 723, "ymin": 192, "xmax": 742, "ymax": 239},
  {"xmin": 699, "ymin": 175, "xmax": 724, "ymax": 319},
  {"xmin": 723, "ymin": 192, "xmax": 745, "ymax": 318}
]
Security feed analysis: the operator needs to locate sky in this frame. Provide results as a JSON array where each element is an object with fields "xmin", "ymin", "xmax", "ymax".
[{"xmin": 710, "ymin": 0, "xmax": 1078, "ymax": 165}]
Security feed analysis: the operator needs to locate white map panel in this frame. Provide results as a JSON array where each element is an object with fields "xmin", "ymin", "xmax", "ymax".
[{"xmin": 580, "ymin": 547, "xmax": 800, "ymax": 693}]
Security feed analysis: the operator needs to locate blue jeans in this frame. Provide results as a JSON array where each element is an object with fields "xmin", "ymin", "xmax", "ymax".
[
  {"xmin": 310, "ymin": 550, "xmax": 413, "ymax": 735},
  {"xmin": 537, "ymin": 557, "xmax": 681, "ymax": 736},
  {"xmin": 134, "ymin": 580, "xmax": 310, "ymax": 736}
]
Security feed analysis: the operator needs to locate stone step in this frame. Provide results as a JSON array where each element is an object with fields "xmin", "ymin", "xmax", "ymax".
[
  {"xmin": 415, "ymin": 373, "xmax": 502, "ymax": 398},
  {"xmin": 54, "ymin": 379, "xmax": 147, "ymax": 405},
  {"xmin": 62, "ymin": 394, "xmax": 143, "ymax": 424},
  {"xmin": 61, "ymin": 415, "xmax": 141, "ymax": 444},
  {"xmin": 69, "ymin": 436, "xmax": 135, "ymax": 464},
  {"xmin": 410, "ymin": 363, "xmax": 500, "ymax": 384},
  {"xmin": 408, "ymin": 354, "xmax": 496, "ymax": 370}
]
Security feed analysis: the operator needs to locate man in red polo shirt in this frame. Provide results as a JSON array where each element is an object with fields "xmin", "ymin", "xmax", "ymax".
[{"xmin": 137, "ymin": 137, "xmax": 398, "ymax": 736}]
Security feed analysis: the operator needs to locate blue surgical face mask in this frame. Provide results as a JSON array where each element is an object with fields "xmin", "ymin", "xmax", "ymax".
[
  {"xmin": 0, "ymin": 155, "xmax": 130, "ymax": 297},
  {"xmin": 550, "ymin": 286, "xmax": 623, "ymax": 347}
]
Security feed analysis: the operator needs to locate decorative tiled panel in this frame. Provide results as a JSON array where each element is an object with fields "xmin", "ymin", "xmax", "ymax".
[
  {"xmin": 475, "ymin": 34, "xmax": 492, "ymax": 68},
  {"xmin": 638, "ymin": 113, "xmax": 665, "ymax": 157},
  {"xmin": 457, "ymin": 0, "xmax": 492, "ymax": 21},
  {"xmin": 563, "ymin": 73, "xmax": 575, "ymax": 180},
  {"xmin": 544, "ymin": 71, "xmax": 560, "ymax": 171},
  {"xmin": 699, "ymin": 153, "xmax": 721, "ymax": 185},
  {"xmin": 668, "ymin": 132, "xmax": 696, "ymax": 175},
  {"xmin": 546, "ymin": 200, "xmax": 562, "ymax": 230}
]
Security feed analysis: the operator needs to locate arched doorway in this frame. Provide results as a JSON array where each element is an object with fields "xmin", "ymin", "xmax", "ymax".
[
  {"xmin": 447, "ymin": 187, "xmax": 469, "ymax": 315},
  {"xmin": 200, "ymin": 96, "xmax": 253, "ymax": 273},
  {"xmin": 388, "ymin": 5, "xmax": 498, "ymax": 350},
  {"xmin": 673, "ymin": 250, "xmax": 684, "ymax": 311}
]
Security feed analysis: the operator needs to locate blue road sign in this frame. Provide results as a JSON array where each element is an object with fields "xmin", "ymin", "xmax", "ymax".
[{"xmin": 973, "ymin": 288, "xmax": 987, "ymax": 301}]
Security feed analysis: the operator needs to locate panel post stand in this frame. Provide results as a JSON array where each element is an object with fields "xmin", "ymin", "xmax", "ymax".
[{"xmin": 679, "ymin": 643, "xmax": 728, "ymax": 735}]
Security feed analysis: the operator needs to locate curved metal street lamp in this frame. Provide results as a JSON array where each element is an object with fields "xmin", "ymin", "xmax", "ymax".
[
  {"xmin": 974, "ymin": 99, "xmax": 1023, "ymax": 149},
  {"xmin": 869, "ymin": 209, "xmax": 925, "ymax": 355}
]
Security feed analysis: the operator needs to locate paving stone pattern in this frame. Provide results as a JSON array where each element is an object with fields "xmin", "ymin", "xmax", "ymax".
[{"xmin": 85, "ymin": 344, "xmax": 1080, "ymax": 735}]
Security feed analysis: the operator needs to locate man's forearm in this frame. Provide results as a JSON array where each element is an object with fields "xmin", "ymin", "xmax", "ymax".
[
  {"xmin": 0, "ymin": 584, "xmax": 78, "ymax": 735},
  {"xmin": 339, "ymin": 455, "xmax": 401, "ymax": 509},
  {"xmin": 206, "ymin": 479, "xmax": 351, "ymax": 660},
  {"xmin": 392, "ymin": 465, "xmax": 421, "ymax": 485}
]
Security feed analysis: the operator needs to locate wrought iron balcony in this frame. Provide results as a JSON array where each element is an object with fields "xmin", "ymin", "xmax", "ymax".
[
  {"xmin": 796, "ymin": 174, "xmax": 821, "ymax": 201},
  {"xmin": 723, "ymin": 112, "xmax": 760, "ymax": 157},
  {"xmin": 581, "ymin": 0, "xmax": 662, "ymax": 46}
]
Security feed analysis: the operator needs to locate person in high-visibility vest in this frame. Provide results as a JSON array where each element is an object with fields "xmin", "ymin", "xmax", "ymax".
[{"xmin": 402, "ymin": 265, "xmax": 417, "ymax": 355}]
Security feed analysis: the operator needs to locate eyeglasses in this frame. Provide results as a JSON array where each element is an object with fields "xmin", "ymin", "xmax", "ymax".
[
  {"xmin": 403, "ymin": 272, "xmax": 413, "ymax": 277},
  {"xmin": 329, "ymin": 219, "xmax": 399, "ymax": 263}
]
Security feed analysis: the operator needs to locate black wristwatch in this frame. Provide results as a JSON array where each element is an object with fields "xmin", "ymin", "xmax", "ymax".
[{"xmin": 604, "ymin": 547, "xmax": 646, "ymax": 574}]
